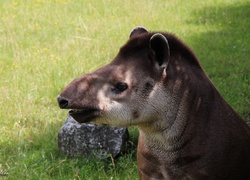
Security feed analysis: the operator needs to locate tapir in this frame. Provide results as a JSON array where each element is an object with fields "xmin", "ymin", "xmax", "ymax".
[{"xmin": 58, "ymin": 27, "xmax": 250, "ymax": 179}]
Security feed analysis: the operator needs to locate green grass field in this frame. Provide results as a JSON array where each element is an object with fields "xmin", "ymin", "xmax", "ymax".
[{"xmin": 0, "ymin": 0, "xmax": 249, "ymax": 179}]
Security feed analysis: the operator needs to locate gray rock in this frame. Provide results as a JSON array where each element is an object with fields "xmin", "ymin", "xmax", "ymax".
[{"xmin": 58, "ymin": 115, "xmax": 130, "ymax": 158}]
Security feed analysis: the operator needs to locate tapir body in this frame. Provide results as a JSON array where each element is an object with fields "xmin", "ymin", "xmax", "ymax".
[{"xmin": 58, "ymin": 27, "xmax": 250, "ymax": 179}]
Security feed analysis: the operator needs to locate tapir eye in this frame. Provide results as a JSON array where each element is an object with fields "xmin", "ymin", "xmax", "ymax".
[{"xmin": 112, "ymin": 82, "xmax": 128, "ymax": 94}]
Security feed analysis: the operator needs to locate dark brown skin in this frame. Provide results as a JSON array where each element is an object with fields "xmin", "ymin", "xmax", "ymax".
[{"xmin": 58, "ymin": 27, "xmax": 250, "ymax": 179}]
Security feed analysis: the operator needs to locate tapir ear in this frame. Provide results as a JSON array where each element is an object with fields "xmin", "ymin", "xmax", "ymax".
[
  {"xmin": 149, "ymin": 33, "xmax": 170, "ymax": 69},
  {"xmin": 129, "ymin": 26, "xmax": 148, "ymax": 38}
]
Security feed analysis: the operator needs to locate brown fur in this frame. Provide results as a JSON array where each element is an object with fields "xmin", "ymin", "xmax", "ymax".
[{"xmin": 58, "ymin": 27, "xmax": 250, "ymax": 179}]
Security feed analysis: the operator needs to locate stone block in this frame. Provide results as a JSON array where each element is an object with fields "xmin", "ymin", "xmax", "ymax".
[{"xmin": 58, "ymin": 115, "xmax": 130, "ymax": 158}]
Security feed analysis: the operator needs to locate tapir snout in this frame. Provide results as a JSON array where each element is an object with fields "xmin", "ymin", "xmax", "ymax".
[
  {"xmin": 57, "ymin": 73, "xmax": 108, "ymax": 123},
  {"xmin": 58, "ymin": 95, "xmax": 101, "ymax": 123},
  {"xmin": 57, "ymin": 96, "xmax": 68, "ymax": 109}
]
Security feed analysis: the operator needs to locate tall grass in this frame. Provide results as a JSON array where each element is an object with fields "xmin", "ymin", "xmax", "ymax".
[{"xmin": 0, "ymin": 0, "xmax": 249, "ymax": 179}]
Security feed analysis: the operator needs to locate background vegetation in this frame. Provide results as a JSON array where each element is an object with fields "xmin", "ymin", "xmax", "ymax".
[{"xmin": 0, "ymin": 0, "xmax": 249, "ymax": 179}]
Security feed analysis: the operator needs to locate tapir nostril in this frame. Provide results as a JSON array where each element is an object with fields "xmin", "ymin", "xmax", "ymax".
[{"xmin": 57, "ymin": 96, "xmax": 69, "ymax": 109}]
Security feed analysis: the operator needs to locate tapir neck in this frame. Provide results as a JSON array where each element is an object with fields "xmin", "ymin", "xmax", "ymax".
[
  {"xmin": 137, "ymin": 63, "xmax": 208, "ymax": 145},
  {"xmin": 136, "ymin": 62, "xmax": 229, "ymax": 179},
  {"xmin": 138, "ymin": 79, "xmax": 201, "ymax": 151}
]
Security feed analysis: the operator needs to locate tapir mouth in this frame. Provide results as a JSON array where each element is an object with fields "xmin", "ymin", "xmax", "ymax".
[{"xmin": 69, "ymin": 108, "xmax": 100, "ymax": 123}]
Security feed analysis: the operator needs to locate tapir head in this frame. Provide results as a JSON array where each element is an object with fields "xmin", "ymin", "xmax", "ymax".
[{"xmin": 58, "ymin": 27, "xmax": 172, "ymax": 126}]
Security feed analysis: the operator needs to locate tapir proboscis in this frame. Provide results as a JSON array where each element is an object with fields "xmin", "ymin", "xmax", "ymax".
[{"xmin": 58, "ymin": 27, "xmax": 250, "ymax": 179}]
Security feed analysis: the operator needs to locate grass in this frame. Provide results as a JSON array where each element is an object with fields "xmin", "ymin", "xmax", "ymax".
[{"xmin": 0, "ymin": 0, "xmax": 249, "ymax": 179}]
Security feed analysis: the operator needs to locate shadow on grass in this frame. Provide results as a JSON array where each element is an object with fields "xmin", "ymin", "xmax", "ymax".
[
  {"xmin": 0, "ymin": 117, "xmax": 139, "ymax": 179},
  {"xmin": 186, "ymin": 2, "xmax": 250, "ymax": 120}
]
